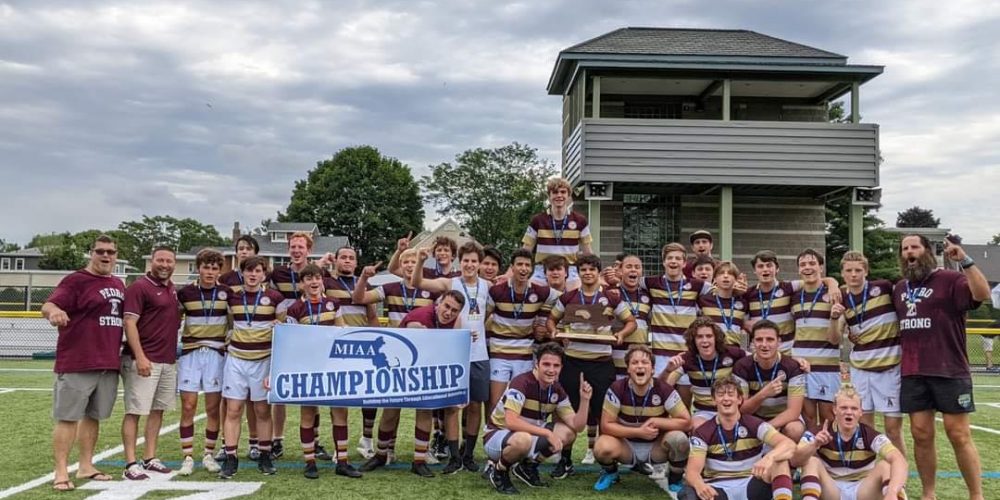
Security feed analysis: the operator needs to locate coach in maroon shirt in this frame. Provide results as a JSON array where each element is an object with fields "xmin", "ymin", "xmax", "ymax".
[
  {"xmin": 120, "ymin": 246, "xmax": 182, "ymax": 480},
  {"xmin": 42, "ymin": 234, "xmax": 126, "ymax": 490},
  {"xmin": 893, "ymin": 234, "xmax": 990, "ymax": 500}
]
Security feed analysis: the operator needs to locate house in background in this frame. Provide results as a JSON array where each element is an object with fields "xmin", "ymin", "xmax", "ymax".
[
  {"xmin": 0, "ymin": 247, "xmax": 132, "ymax": 274},
  {"xmin": 146, "ymin": 221, "xmax": 349, "ymax": 281},
  {"xmin": 549, "ymin": 27, "xmax": 883, "ymax": 277},
  {"xmin": 409, "ymin": 218, "xmax": 477, "ymax": 274}
]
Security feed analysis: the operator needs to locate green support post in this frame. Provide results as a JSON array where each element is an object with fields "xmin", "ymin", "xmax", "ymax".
[{"xmin": 720, "ymin": 186, "xmax": 733, "ymax": 261}]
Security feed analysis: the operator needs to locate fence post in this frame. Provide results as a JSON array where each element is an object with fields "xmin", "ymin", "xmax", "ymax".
[{"xmin": 26, "ymin": 272, "xmax": 33, "ymax": 311}]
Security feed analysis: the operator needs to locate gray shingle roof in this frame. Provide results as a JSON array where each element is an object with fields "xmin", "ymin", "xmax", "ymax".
[
  {"xmin": 267, "ymin": 222, "xmax": 319, "ymax": 232},
  {"xmin": 562, "ymin": 27, "xmax": 845, "ymax": 59},
  {"xmin": 963, "ymin": 245, "xmax": 1000, "ymax": 285}
]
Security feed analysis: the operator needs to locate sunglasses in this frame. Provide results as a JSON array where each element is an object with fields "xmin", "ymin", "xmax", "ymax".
[{"xmin": 93, "ymin": 249, "xmax": 117, "ymax": 256}]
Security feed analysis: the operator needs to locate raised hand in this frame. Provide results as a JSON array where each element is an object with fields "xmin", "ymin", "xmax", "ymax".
[
  {"xmin": 579, "ymin": 373, "xmax": 593, "ymax": 400},
  {"xmin": 361, "ymin": 261, "xmax": 383, "ymax": 278},
  {"xmin": 397, "ymin": 231, "xmax": 412, "ymax": 252},
  {"xmin": 813, "ymin": 419, "xmax": 833, "ymax": 446},
  {"xmin": 830, "ymin": 302, "xmax": 845, "ymax": 320}
]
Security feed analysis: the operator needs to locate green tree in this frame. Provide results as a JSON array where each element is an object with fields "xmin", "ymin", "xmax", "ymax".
[
  {"xmin": 825, "ymin": 197, "xmax": 899, "ymax": 282},
  {"xmin": 116, "ymin": 215, "xmax": 229, "ymax": 265},
  {"xmin": 281, "ymin": 146, "xmax": 424, "ymax": 266},
  {"xmin": 422, "ymin": 143, "xmax": 557, "ymax": 257},
  {"xmin": 989, "ymin": 233, "xmax": 1000, "ymax": 246},
  {"xmin": 38, "ymin": 240, "xmax": 87, "ymax": 271},
  {"xmin": 896, "ymin": 206, "xmax": 940, "ymax": 228},
  {"xmin": 0, "ymin": 238, "xmax": 20, "ymax": 252}
]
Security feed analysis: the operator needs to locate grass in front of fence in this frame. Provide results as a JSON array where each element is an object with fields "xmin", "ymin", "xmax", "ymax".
[{"xmin": 3, "ymin": 359, "xmax": 1000, "ymax": 499}]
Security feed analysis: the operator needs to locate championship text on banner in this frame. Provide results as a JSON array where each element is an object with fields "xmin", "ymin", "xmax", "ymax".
[{"xmin": 268, "ymin": 324, "xmax": 472, "ymax": 408}]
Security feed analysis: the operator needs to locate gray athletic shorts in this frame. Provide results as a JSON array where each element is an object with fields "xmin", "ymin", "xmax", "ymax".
[
  {"xmin": 469, "ymin": 360, "xmax": 490, "ymax": 403},
  {"xmin": 52, "ymin": 370, "xmax": 119, "ymax": 421}
]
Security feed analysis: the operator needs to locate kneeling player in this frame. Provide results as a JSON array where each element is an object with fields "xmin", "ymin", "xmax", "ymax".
[
  {"xmin": 791, "ymin": 386, "xmax": 908, "ymax": 500},
  {"xmin": 593, "ymin": 344, "xmax": 691, "ymax": 492},
  {"xmin": 681, "ymin": 376, "xmax": 796, "ymax": 500},
  {"xmin": 482, "ymin": 342, "xmax": 592, "ymax": 495}
]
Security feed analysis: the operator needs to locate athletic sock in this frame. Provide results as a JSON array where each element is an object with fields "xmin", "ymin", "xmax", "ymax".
[
  {"xmin": 587, "ymin": 423, "xmax": 598, "ymax": 451},
  {"xmin": 248, "ymin": 438, "xmax": 259, "ymax": 452},
  {"xmin": 300, "ymin": 426, "xmax": 316, "ymax": 464},
  {"xmin": 179, "ymin": 425, "xmax": 195, "ymax": 457},
  {"xmin": 413, "ymin": 426, "xmax": 430, "ymax": 464},
  {"xmin": 258, "ymin": 440, "xmax": 272, "ymax": 455},
  {"xmin": 801, "ymin": 475, "xmax": 821, "ymax": 500},
  {"xmin": 448, "ymin": 439, "xmax": 460, "ymax": 460},
  {"xmin": 376, "ymin": 427, "xmax": 393, "ymax": 455},
  {"xmin": 771, "ymin": 473, "xmax": 793, "ymax": 500},
  {"xmin": 225, "ymin": 445, "xmax": 237, "ymax": 457},
  {"xmin": 463, "ymin": 433, "xmax": 478, "ymax": 459},
  {"xmin": 204, "ymin": 429, "xmax": 219, "ymax": 455},
  {"xmin": 333, "ymin": 424, "xmax": 349, "ymax": 464},
  {"xmin": 362, "ymin": 408, "xmax": 377, "ymax": 439}
]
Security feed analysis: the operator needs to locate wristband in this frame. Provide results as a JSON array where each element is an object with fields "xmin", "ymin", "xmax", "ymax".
[{"xmin": 961, "ymin": 256, "xmax": 975, "ymax": 269}]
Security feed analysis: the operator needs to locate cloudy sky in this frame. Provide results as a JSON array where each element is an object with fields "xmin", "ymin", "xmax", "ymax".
[{"xmin": 1, "ymin": 0, "xmax": 998, "ymax": 246}]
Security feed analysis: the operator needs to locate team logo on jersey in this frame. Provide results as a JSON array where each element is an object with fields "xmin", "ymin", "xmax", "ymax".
[
  {"xmin": 325, "ymin": 301, "xmax": 336, "ymax": 311},
  {"xmin": 683, "ymin": 283, "xmax": 691, "ymax": 290},
  {"xmin": 529, "ymin": 293, "xmax": 538, "ymax": 303},
  {"xmin": 723, "ymin": 357, "xmax": 733, "ymax": 367},
  {"xmin": 651, "ymin": 394, "xmax": 661, "ymax": 406},
  {"xmin": 261, "ymin": 296, "xmax": 271, "ymax": 306},
  {"xmin": 550, "ymin": 393, "xmax": 559, "ymax": 403},
  {"xmin": 855, "ymin": 437, "xmax": 865, "ymax": 449},
  {"xmin": 218, "ymin": 291, "xmax": 227, "ymax": 301},
  {"xmin": 774, "ymin": 289, "xmax": 784, "ymax": 298},
  {"xmin": 599, "ymin": 297, "xmax": 608, "ymax": 306},
  {"xmin": 905, "ymin": 298, "xmax": 922, "ymax": 317},
  {"xmin": 422, "ymin": 290, "xmax": 430, "ymax": 298},
  {"xmin": 568, "ymin": 221, "xmax": 578, "ymax": 230},
  {"xmin": 640, "ymin": 295, "xmax": 650, "ymax": 304},
  {"xmin": 737, "ymin": 426, "xmax": 748, "ymax": 438},
  {"xmin": 870, "ymin": 287, "xmax": 881, "ymax": 298},
  {"xmin": 734, "ymin": 301, "xmax": 743, "ymax": 310}
]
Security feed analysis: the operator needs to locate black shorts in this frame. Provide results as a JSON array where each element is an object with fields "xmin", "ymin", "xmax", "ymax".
[
  {"xmin": 469, "ymin": 360, "xmax": 490, "ymax": 403},
  {"xmin": 559, "ymin": 356, "xmax": 615, "ymax": 427},
  {"xmin": 900, "ymin": 375, "xmax": 975, "ymax": 414}
]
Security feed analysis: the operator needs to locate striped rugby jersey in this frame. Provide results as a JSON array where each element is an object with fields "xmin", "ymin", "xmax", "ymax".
[
  {"xmin": 550, "ymin": 288, "xmax": 633, "ymax": 362},
  {"xmin": 226, "ymin": 288, "xmax": 286, "ymax": 360},
  {"xmin": 218, "ymin": 270, "xmax": 249, "ymax": 295},
  {"xmin": 373, "ymin": 282, "xmax": 438, "ymax": 328},
  {"xmin": 698, "ymin": 292, "xmax": 749, "ymax": 349},
  {"xmin": 285, "ymin": 297, "xmax": 339, "ymax": 326},
  {"xmin": 790, "ymin": 284, "xmax": 838, "ymax": 373},
  {"xmin": 731, "ymin": 354, "xmax": 806, "ymax": 419},
  {"xmin": 641, "ymin": 276, "xmax": 712, "ymax": 356},
  {"xmin": 177, "ymin": 283, "xmax": 231, "ymax": 353},
  {"xmin": 612, "ymin": 286, "xmax": 652, "ymax": 375},
  {"xmin": 801, "ymin": 423, "xmax": 897, "ymax": 481},
  {"xmin": 675, "ymin": 347, "xmax": 746, "ymax": 412},
  {"xmin": 483, "ymin": 371, "xmax": 574, "ymax": 442},
  {"xmin": 690, "ymin": 414, "xmax": 780, "ymax": 482},
  {"xmin": 522, "ymin": 211, "xmax": 592, "ymax": 265},
  {"xmin": 485, "ymin": 282, "xmax": 559, "ymax": 361},
  {"xmin": 841, "ymin": 280, "xmax": 901, "ymax": 372},
  {"xmin": 324, "ymin": 274, "xmax": 373, "ymax": 327},
  {"xmin": 603, "ymin": 378, "xmax": 686, "ymax": 443},
  {"xmin": 744, "ymin": 281, "xmax": 800, "ymax": 354}
]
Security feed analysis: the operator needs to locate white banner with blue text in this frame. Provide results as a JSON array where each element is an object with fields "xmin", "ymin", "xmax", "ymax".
[{"xmin": 268, "ymin": 324, "xmax": 471, "ymax": 408}]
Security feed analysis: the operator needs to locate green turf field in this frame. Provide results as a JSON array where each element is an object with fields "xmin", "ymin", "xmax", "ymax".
[{"xmin": 2, "ymin": 359, "xmax": 1000, "ymax": 499}]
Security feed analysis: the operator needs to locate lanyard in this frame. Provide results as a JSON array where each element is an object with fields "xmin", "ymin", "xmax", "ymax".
[
  {"xmin": 629, "ymin": 383, "xmax": 653, "ymax": 424},
  {"xmin": 663, "ymin": 276, "xmax": 685, "ymax": 313},
  {"xmin": 199, "ymin": 285, "xmax": 217, "ymax": 318},
  {"xmin": 338, "ymin": 276, "xmax": 357, "ymax": 294},
  {"xmin": 579, "ymin": 288, "xmax": 601, "ymax": 305},
  {"xmin": 715, "ymin": 294, "xmax": 735, "ymax": 331},
  {"xmin": 754, "ymin": 358, "xmax": 781, "ymax": 389},
  {"xmin": 305, "ymin": 298, "xmax": 325, "ymax": 324},
  {"xmin": 846, "ymin": 281, "xmax": 869, "ymax": 326},
  {"xmin": 904, "ymin": 277, "xmax": 928, "ymax": 309},
  {"xmin": 241, "ymin": 290, "xmax": 262, "ymax": 327},
  {"xmin": 538, "ymin": 382, "xmax": 554, "ymax": 422},
  {"xmin": 290, "ymin": 269, "xmax": 299, "ymax": 299},
  {"xmin": 798, "ymin": 283, "xmax": 825, "ymax": 317},
  {"xmin": 836, "ymin": 426, "xmax": 861, "ymax": 468},
  {"xmin": 698, "ymin": 355, "xmax": 719, "ymax": 387},
  {"xmin": 620, "ymin": 286, "xmax": 641, "ymax": 317},
  {"xmin": 757, "ymin": 285, "xmax": 778, "ymax": 319},
  {"xmin": 715, "ymin": 418, "xmax": 738, "ymax": 460},
  {"xmin": 461, "ymin": 279, "xmax": 479, "ymax": 312},
  {"xmin": 510, "ymin": 284, "xmax": 530, "ymax": 319},
  {"xmin": 551, "ymin": 214, "xmax": 568, "ymax": 245},
  {"xmin": 400, "ymin": 284, "xmax": 416, "ymax": 312}
]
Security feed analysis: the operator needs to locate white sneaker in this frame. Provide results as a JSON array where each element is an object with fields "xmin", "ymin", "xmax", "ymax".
[
  {"xmin": 385, "ymin": 450, "xmax": 396, "ymax": 466},
  {"xmin": 202, "ymin": 453, "xmax": 221, "ymax": 473},
  {"xmin": 179, "ymin": 456, "xmax": 195, "ymax": 476},
  {"xmin": 425, "ymin": 453, "xmax": 440, "ymax": 465},
  {"xmin": 356, "ymin": 437, "xmax": 375, "ymax": 459},
  {"xmin": 649, "ymin": 463, "xmax": 667, "ymax": 480},
  {"xmin": 581, "ymin": 449, "xmax": 595, "ymax": 464}
]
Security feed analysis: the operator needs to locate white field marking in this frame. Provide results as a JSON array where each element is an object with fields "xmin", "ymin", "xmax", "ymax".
[
  {"xmin": 79, "ymin": 471, "xmax": 263, "ymax": 500},
  {"xmin": 0, "ymin": 387, "xmax": 124, "ymax": 394},
  {"xmin": 0, "ymin": 368, "xmax": 52, "ymax": 372},
  {"xmin": 0, "ymin": 413, "xmax": 206, "ymax": 499},
  {"xmin": 935, "ymin": 417, "xmax": 1000, "ymax": 436},
  {"xmin": 971, "ymin": 385, "xmax": 1000, "ymax": 389},
  {"xmin": 982, "ymin": 403, "xmax": 1000, "ymax": 409},
  {"xmin": 0, "ymin": 389, "xmax": 12, "ymax": 395}
]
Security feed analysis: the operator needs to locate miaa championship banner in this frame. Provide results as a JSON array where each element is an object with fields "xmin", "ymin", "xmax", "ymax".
[{"xmin": 268, "ymin": 324, "xmax": 472, "ymax": 408}]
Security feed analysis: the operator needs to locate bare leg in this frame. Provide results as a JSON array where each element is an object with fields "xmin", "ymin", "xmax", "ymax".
[
  {"xmin": 142, "ymin": 410, "xmax": 164, "ymax": 460},
  {"xmin": 254, "ymin": 402, "xmax": 272, "ymax": 444},
  {"xmin": 884, "ymin": 415, "xmax": 906, "ymax": 458},
  {"xmin": 204, "ymin": 392, "xmax": 222, "ymax": 433},
  {"xmin": 223, "ymin": 399, "xmax": 245, "ymax": 450},
  {"xmin": 942, "ymin": 412, "xmax": 984, "ymax": 500},
  {"xmin": 908, "ymin": 410, "xmax": 937, "ymax": 500},
  {"xmin": 52, "ymin": 420, "xmax": 78, "ymax": 483},
  {"xmin": 121, "ymin": 414, "xmax": 140, "ymax": 464},
  {"xmin": 75, "ymin": 418, "xmax": 101, "ymax": 477}
]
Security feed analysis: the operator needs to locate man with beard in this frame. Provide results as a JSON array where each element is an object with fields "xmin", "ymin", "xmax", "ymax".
[
  {"xmin": 593, "ymin": 345, "xmax": 691, "ymax": 492},
  {"xmin": 893, "ymin": 234, "xmax": 990, "ymax": 500},
  {"xmin": 120, "ymin": 247, "xmax": 181, "ymax": 480},
  {"xmin": 523, "ymin": 177, "xmax": 592, "ymax": 290},
  {"xmin": 482, "ymin": 342, "xmax": 592, "ymax": 495},
  {"xmin": 285, "ymin": 264, "xmax": 361, "ymax": 479},
  {"xmin": 44, "ymin": 235, "xmax": 125, "ymax": 491},
  {"xmin": 791, "ymin": 386, "xmax": 908, "ymax": 500}
]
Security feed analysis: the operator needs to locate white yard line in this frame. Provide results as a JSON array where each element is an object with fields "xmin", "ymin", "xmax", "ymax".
[
  {"xmin": 935, "ymin": 417, "xmax": 1000, "ymax": 436},
  {"xmin": 0, "ymin": 368, "xmax": 51, "ymax": 372},
  {"xmin": 0, "ymin": 413, "xmax": 206, "ymax": 499}
]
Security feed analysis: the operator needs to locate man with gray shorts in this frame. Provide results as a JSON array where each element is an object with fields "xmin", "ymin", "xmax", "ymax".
[
  {"xmin": 43, "ymin": 234, "xmax": 126, "ymax": 491},
  {"xmin": 120, "ymin": 246, "xmax": 182, "ymax": 480}
]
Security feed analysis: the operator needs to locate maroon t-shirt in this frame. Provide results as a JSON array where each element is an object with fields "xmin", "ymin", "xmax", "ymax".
[
  {"xmin": 49, "ymin": 270, "xmax": 127, "ymax": 373},
  {"xmin": 400, "ymin": 303, "xmax": 457, "ymax": 329},
  {"xmin": 122, "ymin": 274, "xmax": 182, "ymax": 364},
  {"xmin": 892, "ymin": 269, "xmax": 979, "ymax": 378}
]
